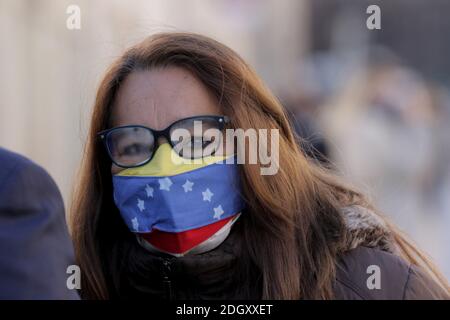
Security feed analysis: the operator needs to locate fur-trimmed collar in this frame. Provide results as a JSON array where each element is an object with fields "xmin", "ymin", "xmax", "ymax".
[{"xmin": 341, "ymin": 205, "xmax": 398, "ymax": 254}]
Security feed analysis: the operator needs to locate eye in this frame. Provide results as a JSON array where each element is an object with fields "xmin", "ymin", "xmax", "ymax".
[
  {"xmin": 120, "ymin": 143, "xmax": 147, "ymax": 156},
  {"xmin": 189, "ymin": 136, "xmax": 215, "ymax": 151}
]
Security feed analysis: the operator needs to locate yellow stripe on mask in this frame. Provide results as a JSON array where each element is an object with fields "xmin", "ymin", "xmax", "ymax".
[{"xmin": 116, "ymin": 143, "xmax": 233, "ymax": 177}]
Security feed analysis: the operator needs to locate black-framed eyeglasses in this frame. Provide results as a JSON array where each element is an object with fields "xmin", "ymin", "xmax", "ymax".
[{"xmin": 98, "ymin": 115, "xmax": 230, "ymax": 168}]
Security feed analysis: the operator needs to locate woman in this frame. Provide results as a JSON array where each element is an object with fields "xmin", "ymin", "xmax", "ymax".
[{"xmin": 70, "ymin": 32, "xmax": 449, "ymax": 299}]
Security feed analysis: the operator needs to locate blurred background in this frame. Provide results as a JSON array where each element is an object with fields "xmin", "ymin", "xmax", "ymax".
[{"xmin": 0, "ymin": 0, "xmax": 449, "ymax": 278}]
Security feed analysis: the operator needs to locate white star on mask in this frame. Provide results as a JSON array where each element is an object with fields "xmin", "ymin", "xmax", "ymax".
[
  {"xmin": 145, "ymin": 184, "xmax": 154, "ymax": 198},
  {"xmin": 137, "ymin": 198, "xmax": 145, "ymax": 212},
  {"xmin": 158, "ymin": 177, "xmax": 173, "ymax": 191},
  {"xmin": 182, "ymin": 180, "xmax": 194, "ymax": 192},
  {"xmin": 213, "ymin": 205, "xmax": 224, "ymax": 220},
  {"xmin": 202, "ymin": 188, "xmax": 214, "ymax": 202},
  {"xmin": 131, "ymin": 217, "xmax": 139, "ymax": 231}
]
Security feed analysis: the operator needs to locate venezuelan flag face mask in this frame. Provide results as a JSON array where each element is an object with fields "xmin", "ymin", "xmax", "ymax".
[{"xmin": 112, "ymin": 143, "xmax": 245, "ymax": 257}]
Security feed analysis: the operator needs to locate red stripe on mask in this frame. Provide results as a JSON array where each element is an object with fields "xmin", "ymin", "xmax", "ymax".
[{"xmin": 140, "ymin": 215, "xmax": 235, "ymax": 254}]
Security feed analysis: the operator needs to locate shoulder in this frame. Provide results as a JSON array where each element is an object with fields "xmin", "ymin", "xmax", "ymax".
[
  {"xmin": 0, "ymin": 147, "xmax": 59, "ymax": 195},
  {"xmin": 0, "ymin": 147, "xmax": 63, "ymax": 215},
  {"xmin": 333, "ymin": 246, "xmax": 449, "ymax": 300},
  {"xmin": 0, "ymin": 147, "xmax": 33, "ymax": 180},
  {"xmin": 0, "ymin": 148, "xmax": 78, "ymax": 299}
]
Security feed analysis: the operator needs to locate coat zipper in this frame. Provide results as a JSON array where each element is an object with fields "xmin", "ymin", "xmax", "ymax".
[{"xmin": 161, "ymin": 258, "xmax": 173, "ymax": 300}]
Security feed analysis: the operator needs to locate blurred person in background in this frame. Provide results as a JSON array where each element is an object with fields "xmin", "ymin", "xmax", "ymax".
[
  {"xmin": 320, "ymin": 62, "xmax": 450, "ymax": 278},
  {"xmin": 426, "ymin": 86, "xmax": 450, "ymax": 279},
  {"xmin": 0, "ymin": 147, "xmax": 79, "ymax": 299},
  {"xmin": 283, "ymin": 91, "xmax": 330, "ymax": 165},
  {"xmin": 70, "ymin": 32, "xmax": 449, "ymax": 300}
]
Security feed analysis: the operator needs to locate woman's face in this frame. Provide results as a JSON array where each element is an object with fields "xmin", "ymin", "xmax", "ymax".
[{"xmin": 110, "ymin": 66, "xmax": 222, "ymax": 175}]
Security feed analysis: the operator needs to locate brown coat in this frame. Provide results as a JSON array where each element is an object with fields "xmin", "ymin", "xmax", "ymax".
[
  {"xmin": 334, "ymin": 246, "xmax": 447, "ymax": 299},
  {"xmin": 333, "ymin": 205, "xmax": 448, "ymax": 299},
  {"xmin": 116, "ymin": 205, "xmax": 449, "ymax": 300}
]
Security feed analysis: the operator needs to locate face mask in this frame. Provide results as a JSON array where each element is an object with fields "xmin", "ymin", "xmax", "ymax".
[{"xmin": 112, "ymin": 143, "xmax": 245, "ymax": 256}]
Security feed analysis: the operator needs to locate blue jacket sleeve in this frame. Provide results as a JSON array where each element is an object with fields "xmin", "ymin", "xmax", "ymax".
[{"xmin": 0, "ymin": 148, "xmax": 80, "ymax": 299}]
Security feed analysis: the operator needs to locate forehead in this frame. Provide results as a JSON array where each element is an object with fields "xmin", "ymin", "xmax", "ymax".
[{"xmin": 110, "ymin": 66, "xmax": 221, "ymax": 130}]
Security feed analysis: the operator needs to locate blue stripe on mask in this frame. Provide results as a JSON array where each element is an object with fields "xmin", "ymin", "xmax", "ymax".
[{"xmin": 113, "ymin": 161, "xmax": 245, "ymax": 233}]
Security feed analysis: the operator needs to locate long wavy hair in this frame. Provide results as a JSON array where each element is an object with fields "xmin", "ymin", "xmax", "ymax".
[{"xmin": 70, "ymin": 32, "xmax": 449, "ymax": 299}]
